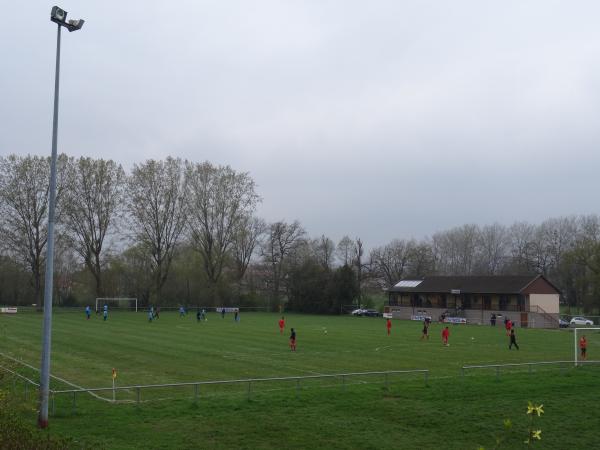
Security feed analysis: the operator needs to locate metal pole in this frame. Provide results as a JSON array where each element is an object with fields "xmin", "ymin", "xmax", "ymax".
[
  {"xmin": 38, "ymin": 23, "xmax": 61, "ymax": 430},
  {"xmin": 574, "ymin": 328, "xmax": 578, "ymax": 367}
]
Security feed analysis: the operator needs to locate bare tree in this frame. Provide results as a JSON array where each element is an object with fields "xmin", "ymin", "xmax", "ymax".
[
  {"xmin": 476, "ymin": 223, "xmax": 509, "ymax": 275},
  {"xmin": 539, "ymin": 216, "xmax": 577, "ymax": 275},
  {"xmin": 185, "ymin": 161, "xmax": 260, "ymax": 291},
  {"xmin": 0, "ymin": 154, "xmax": 66, "ymax": 305},
  {"xmin": 127, "ymin": 157, "xmax": 188, "ymax": 305},
  {"xmin": 336, "ymin": 235, "xmax": 354, "ymax": 266},
  {"xmin": 231, "ymin": 216, "xmax": 266, "ymax": 289},
  {"xmin": 432, "ymin": 224, "xmax": 479, "ymax": 275},
  {"xmin": 261, "ymin": 220, "xmax": 305, "ymax": 310},
  {"xmin": 353, "ymin": 237, "xmax": 368, "ymax": 304},
  {"xmin": 522, "ymin": 227, "xmax": 553, "ymax": 275},
  {"xmin": 370, "ymin": 239, "xmax": 413, "ymax": 287},
  {"xmin": 407, "ymin": 241, "xmax": 436, "ymax": 277},
  {"xmin": 310, "ymin": 235, "xmax": 335, "ymax": 270},
  {"xmin": 507, "ymin": 221, "xmax": 536, "ymax": 273},
  {"xmin": 62, "ymin": 157, "xmax": 125, "ymax": 297}
]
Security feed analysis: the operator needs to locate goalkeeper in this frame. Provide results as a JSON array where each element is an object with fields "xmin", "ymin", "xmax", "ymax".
[{"xmin": 580, "ymin": 335, "xmax": 587, "ymax": 361}]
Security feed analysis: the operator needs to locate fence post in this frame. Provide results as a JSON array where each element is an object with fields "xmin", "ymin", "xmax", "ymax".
[
  {"xmin": 247, "ymin": 381, "xmax": 251, "ymax": 401},
  {"xmin": 495, "ymin": 366, "xmax": 500, "ymax": 381},
  {"xmin": 342, "ymin": 375, "xmax": 346, "ymax": 391},
  {"xmin": 136, "ymin": 387, "xmax": 141, "ymax": 405},
  {"xmin": 461, "ymin": 367, "xmax": 465, "ymax": 379},
  {"xmin": 194, "ymin": 384, "xmax": 199, "ymax": 403},
  {"xmin": 424, "ymin": 371, "xmax": 429, "ymax": 386},
  {"xmin": 72, "ymin": 391, "xmax": 77, "ymax": 414},
  {"xmin": 384, "ymin": 373, "xmax": 389, "ymax": 391}
]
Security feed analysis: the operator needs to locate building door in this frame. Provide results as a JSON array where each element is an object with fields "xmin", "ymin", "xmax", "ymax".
[{"xmin": 520, "ymin": 312, "xmax": 528, "ymax": 328}]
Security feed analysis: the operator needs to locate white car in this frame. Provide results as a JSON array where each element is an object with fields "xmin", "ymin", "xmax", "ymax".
[
  {"xmin": 570, "ymin": 316, "xmax": 594, "ymax": 326},
  {"xmin": 351, "ymin": 309, "xmax": 366, "ymax": 316}
]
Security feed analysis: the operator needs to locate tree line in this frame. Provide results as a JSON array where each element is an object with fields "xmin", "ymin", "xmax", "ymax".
[{"xmin": 1, "ymin": 154, "xmax": 599, "ymax": 313}]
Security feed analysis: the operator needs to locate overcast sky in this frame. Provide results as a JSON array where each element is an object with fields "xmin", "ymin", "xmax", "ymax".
[{"xmin": 2, "ymin": 1, "xmax": 600, "ymax": 249}]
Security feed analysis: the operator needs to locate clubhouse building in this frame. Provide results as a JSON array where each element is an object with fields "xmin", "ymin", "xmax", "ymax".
[{"xmin": 385, "ymin": 275, "xmax": 560, "ymax": 328}]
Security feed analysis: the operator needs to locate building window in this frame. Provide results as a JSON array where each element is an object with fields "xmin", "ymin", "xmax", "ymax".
[
  {"xmin": 499, "ymin": 295, "xmax": 508, "ymax": 310},
  {"xmin": 484, "ymin": 295, "xmax": 491, "ymax": 309},
  {"xmin": 463, "ymin": 294, "xmax": 471, "ymax": 309}
]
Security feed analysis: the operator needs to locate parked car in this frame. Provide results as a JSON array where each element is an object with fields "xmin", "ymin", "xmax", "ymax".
[
  {"xmin": 351, "ymin": 309, "xmax": 380, "ymax": 317},
  {"xmin": 570, "ymin": 316, "xmax": 594, "ymax": 326},
  {"xmin": 558, "ymin": 318, "xmax": 569, "ymax": 328}
]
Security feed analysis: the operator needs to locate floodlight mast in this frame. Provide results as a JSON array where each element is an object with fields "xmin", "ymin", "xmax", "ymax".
[{"xmin": 38, "ymin": 5, "xmax": 84, "ymax": 429}]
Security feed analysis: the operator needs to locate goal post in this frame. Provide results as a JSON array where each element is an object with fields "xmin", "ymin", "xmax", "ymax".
[
  {"xmin": 574, "ymin": 327, "xmax": 600, "ymax": 366},
  {"xmin": 95, "ymin": 298, "xmax": 138, "ymax": 312}
]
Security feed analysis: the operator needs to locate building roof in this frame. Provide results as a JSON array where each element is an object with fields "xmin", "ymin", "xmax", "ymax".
[{"xmin": 387, "ymin": 275, "xmax": 560, "ymax": 295}]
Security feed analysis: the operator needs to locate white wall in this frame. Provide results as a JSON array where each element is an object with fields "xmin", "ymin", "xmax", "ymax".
[{"xmin": 529, "ymin": 294, "xmax": 559, "ymax": 314}]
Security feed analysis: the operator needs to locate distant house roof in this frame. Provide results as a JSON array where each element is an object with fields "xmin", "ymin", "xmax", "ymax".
[{"xmin": 388, "ymin": 275, "xmax": 560, "ymax": 295}]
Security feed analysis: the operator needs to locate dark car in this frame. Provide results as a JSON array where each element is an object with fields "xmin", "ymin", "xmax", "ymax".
[
  {"xmin": 559, "ymin": 318, "xmax": 569, "ymax": 328},
  {"xmin": 363, "ymin": 309, "xmax": 381, "ymax": 317}
]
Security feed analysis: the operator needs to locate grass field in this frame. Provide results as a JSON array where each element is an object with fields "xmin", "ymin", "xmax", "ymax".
[{"xmin": 1, "ymin": 311, "xmax": 599, "ymax": 449}]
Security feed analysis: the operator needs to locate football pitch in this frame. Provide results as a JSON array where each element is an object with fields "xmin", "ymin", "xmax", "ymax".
[
  {"xmin": 0, "ymin": 311, "xmax": 578, "ymax": 387},
  {"xmin": 1, "ymin": 311, "xmax": 599, "ymax": 449}
]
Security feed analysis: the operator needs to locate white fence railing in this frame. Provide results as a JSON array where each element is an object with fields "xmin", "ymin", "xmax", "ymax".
[
  {"xmin": 461, "ymin": 360, "xmax": 600, "ymax": 379},
  {"xmin": 46, "ymin": 369, "xmax": 430, "ymax": 413},
  {"xmin": 3, "ymin": 360, "xmax": 598, "ymax": 416},
  {"xmin": 0, "ymin": 363, "xmax": 39, "ymax": 402}
]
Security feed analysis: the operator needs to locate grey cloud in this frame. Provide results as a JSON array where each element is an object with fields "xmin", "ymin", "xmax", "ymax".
[{"xmin": 2, "ymin": 0, "xmax": 600, "ymax": 247}]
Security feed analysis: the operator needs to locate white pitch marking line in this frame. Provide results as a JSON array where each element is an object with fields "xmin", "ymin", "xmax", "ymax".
[
  {"xmin": 0, "ymin": 351, "xmax": 111, "ymax": 402},
  {"xmin": 375, "ymin": 346, "xmax": 392, "ymax": 352}
]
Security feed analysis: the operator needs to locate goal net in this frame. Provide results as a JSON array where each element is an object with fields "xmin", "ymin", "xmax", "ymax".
[
  {"xmin": 573, "ymin": 327, "xmax": 600, "ymax": 366},
  {"xmin": 95, "ymin": 298, "xmax": 138, "ymax": 312}
]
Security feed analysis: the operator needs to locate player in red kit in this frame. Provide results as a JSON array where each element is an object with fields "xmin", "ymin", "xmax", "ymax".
[
  {"xmin": 580, "ymin": 335, "xmax": 587, "ymax": 361},
  {"xmin": 386, "ymin": 318, "xmax": 392, "ymax": 336},
  {"xmin": 442, "ymin": 326, "xmax": 450, "ymax": 346},
  {"xmin": 279, "ymin": 316, "xmax": 285, "ymax": 335},
  {"xmin": 505, "ymin": 318, "xmax": 512, "ymax": 336}
]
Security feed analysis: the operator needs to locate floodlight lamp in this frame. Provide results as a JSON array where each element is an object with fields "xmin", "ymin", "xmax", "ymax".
[
  {"xmin": 50, "ymin": 6, "xmax": 67, "ymax": 24},
  {"xmin": 67, "ymin": 19, "xmax": 85, "ymax": 31}
]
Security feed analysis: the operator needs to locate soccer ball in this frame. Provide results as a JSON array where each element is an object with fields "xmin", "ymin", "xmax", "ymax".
[
  {"xmin": 324, "ymin": 329, "xmax": 328, "ymax": 334},
  {"xmin": 471, "ymin": 337, "xmax": 475, "ymax": 340}
]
